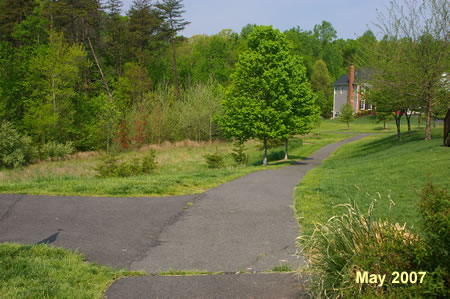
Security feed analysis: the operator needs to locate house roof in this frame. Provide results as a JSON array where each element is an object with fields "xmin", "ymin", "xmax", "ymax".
[{"xmin": 334, "ymin": 68, "xmax": 373, "ymax": 86}]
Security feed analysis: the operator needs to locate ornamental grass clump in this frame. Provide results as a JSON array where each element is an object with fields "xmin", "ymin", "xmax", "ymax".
[{"xmin": 297, "ymin": 195, "xmax": 444, "ymax": 298}]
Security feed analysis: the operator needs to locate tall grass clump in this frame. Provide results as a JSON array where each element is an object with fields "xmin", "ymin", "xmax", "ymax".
[{"xmin": 298, "ymin": 193, "xmax": 447, "ymax": 298}]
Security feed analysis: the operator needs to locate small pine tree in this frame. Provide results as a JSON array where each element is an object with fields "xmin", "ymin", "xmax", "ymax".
[
  {"xmin": 376, "ymin": 111, "xmax": 394, "ymax": 129},
  {"xmin": 339, "ymin": 103, "xmax": 354, "ymax": 128}
]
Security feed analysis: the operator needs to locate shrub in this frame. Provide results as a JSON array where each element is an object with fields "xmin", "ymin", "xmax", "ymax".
[
  {"xmin": 418, "ymin": 182, "xmax": 449, "ymax": 276},
  {"xmin": 40, "ymin": 141, "xmax": 74, "ymax": 160},
  {"xmin": 298, "ymin": 199, "xmax": 442, "ymax": 298},
  {"xmin": 231, "ymin": 142, "xmax": 249, "ymax": 165},
  {"xmin": 94, "ymin": 155, "xmax": 119, "ymax": 177},
  {"xmin": 0, "ymin": 121, "xmax": 37, "ymax": 168},
  {"xmin": 204, "ymin": 152, "xmax": 225, "ymax": 169},
  {"xmin": 141, "ymin": 150, "xmax": 157, "ymax": 173},
  {"xmin": 95, "ymin": 151, "xmax": 158, "ymax": 178},
  {"xmin": 339, "ymin": 103, "xmax": 354, "ymax": 128}
]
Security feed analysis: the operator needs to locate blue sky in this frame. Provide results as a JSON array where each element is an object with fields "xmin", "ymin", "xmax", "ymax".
[{"xmin": 121, "ymin": 0, "xmax": 394, "ymax": 39}]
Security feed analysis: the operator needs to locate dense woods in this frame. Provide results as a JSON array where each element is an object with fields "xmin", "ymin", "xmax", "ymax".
[{"xmin": 0, "ymin": 0, "xmax": 447, "ymax": 154}]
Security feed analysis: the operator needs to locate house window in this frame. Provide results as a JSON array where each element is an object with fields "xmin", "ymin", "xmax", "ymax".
[{"xmin": 340, "ymin": 87, "xmax": 343, "ymax": 94}]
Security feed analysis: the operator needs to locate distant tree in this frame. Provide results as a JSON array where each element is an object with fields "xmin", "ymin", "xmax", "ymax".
[
  {"xmin": 0, "ymin": 0, "xmax": 36, "ymax": 42},
  {"xmin": 372, "ymin": 0, "xmax": 449, "ymax": 140},
  {"xmin": 128, "ymin": 0, "xmax": 163, "ymax": 64},
  {"xmin": 339, "ymin": 103, "xmax": 354, "ymax": 128},
  {"xmin": 156, "ymin": 0, "xmax": 190, "ymax": 101},
  {"xmin": 240, "ymin": 24, "xmax": 256, "ymax": 39},
  {"xmin": 313, "ymin": 20, "xmax": 337, "ymax": 45},
  {"xmin": 376, "ymin": 111, "xmax": 394, "ymax": 129},
  {"xmin": 311, "ymin": 59, "xmax": 332, "ymax": 117},
  {"xmin": 219, "ymin": 26, "xmax": 317, "ymax": 165},
  {"xmin": 105, "ymin": 0, "xmax": 123, "ymax": 16}
]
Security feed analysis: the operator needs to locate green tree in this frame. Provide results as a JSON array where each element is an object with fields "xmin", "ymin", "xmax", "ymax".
[
  {"xmin": 220, "ymin": 26, "xmax": 317, "ymax": 165},
  {"xmin": 376, "ymin": 111, "xmax": 394, "ymax": 129},
  {"xmin": 311, "ymin": 59, "xmax": 332, "ymax": 117},
  {"xmin": 372, "ymin": 0, "xmax": 449, "ymax": 140},
  {"xmin": 24, "ymin": 31, "xmax": 87, "ymax": 143},
  {"xmin": 128, "ymin": 0, "xmax": 163, "ymax": 64},
  {"xmin": 313, "ymin": 20, "xmax": 337, "ymax": 46},
  {"xmin": 339, "ymin": 103, "xmax": 354, "ymax": 128},
  {"xmin": 156, "ymin": 0, "xmax": 189, "ymax": 101}
]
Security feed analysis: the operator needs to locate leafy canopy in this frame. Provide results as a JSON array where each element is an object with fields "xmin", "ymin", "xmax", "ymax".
[{"xmin": 219, "ymin": 25, "xmax": 318, "ymax": 142}]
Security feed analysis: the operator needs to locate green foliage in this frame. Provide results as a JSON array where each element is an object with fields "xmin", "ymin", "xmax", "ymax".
[
  {"xmin": 339, "ymin": 103, "xmax": 354, "ymax": 127},
  {"xmin": 204, "ymin": 152, "xmax": 225, "ymax": 169},
  {"xmin": 219, "ymin": 26, "xmax": 318, "ymax": 164},
  {"xmin": 376, "ymin": 111, "xmax": 394, "ymax": 129},
  {"xmin": 141, "ymin": 150, "xmax": 158, "ymax": 174},
  {"xmin": 418, "ymin": 183, "xmax": 450, "ymax": 270},
  {"xmin": 298, "ymin": 200, "xmax": 442, "ymax": 298},
  {"xmin": 95, "ymin": 150, "xmax": 158, "ymax": 178},
  {"xmin": 0, "ymin": 121, "xmax": 36, "ymax": 168},
  {"xmin": 231, "ymin": 142, "xmax": 249, "ymax": 165},
  {"xmin": 40, "ymin": 141, "xmax": 74, "ymax": 160}
]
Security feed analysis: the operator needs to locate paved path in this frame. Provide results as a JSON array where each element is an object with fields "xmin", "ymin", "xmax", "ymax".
[{"xmin": 0, "ymin": 134, "xmax": 369, "ymax": 298}]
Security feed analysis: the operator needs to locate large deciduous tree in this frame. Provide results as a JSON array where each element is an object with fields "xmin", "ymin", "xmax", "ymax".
[
  {"xmin": 156, "ymin": 0, "xmax": 190, "ymax": 101},
  {"xmin": 219, "ymin": 26, "xmax": 317, "ymax": 165}
]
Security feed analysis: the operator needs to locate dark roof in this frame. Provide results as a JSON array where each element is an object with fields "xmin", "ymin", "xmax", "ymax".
[
  {"xmin": 334, "ymin": 68, "xmax": 373, "ymax": 86},
  {"xmin": 334, "ymin": 74, "xmax": 349, "ymax": 86}
]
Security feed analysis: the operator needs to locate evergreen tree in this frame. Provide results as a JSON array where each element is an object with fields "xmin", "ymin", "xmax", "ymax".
[{"xmin": 156, "ymin": 0, "xmax": 190, "ymax": 101}]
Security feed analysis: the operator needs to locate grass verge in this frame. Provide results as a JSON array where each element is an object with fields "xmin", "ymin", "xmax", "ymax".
[
  {"xmin": 0, "ymin": 243, "xmax": 142, "ymax": 298},
  {"xmin": 0, "ymin": 133, "xmax": 351, "ymax": 197},
  {"xmin": 295, "ymin": 128, "xmax": 449, "ymax": 236}
]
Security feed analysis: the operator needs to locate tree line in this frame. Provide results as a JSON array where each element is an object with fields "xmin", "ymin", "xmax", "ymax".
[{"xmin": 0, "ymin": 0, "xmax": 447, "ymax": 153}]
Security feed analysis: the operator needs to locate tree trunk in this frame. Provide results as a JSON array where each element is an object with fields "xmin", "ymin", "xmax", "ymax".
[
  {"xmin": 417, "ymin": 112, "xmax": 421, "ymax": 128},
  {"xmin": 171, "ymin": 38, "xmax": 181, "ymax": 101},
  {"xmin": 405, "ymin": 112, "xmax": 411, "ymax": 134},
  {"xmin": 284, "ymin": 139, "xmax": 288, "ymax": 160},
  {"xmin": 263, "ymin": 137, "xmax": 268, "ymax": 165},
  {"xmin": 425, "ymin": 93, "xmax": 432, "ymax": 140},
  {"xmin": 444, "ymin": 108, "xmax": 450, "ymax": 147},
  {"xmin": 394, "ymin": 112, "xmax": 402, "ymax": 141},
  {"xmin": 87, "ymin": 37, "xmax": 112, "ymax": 100}
]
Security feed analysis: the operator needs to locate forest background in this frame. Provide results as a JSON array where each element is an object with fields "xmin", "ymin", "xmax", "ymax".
[{"xmin": 0, "ymin": 0, "xmax": 383, "ymax": 152}]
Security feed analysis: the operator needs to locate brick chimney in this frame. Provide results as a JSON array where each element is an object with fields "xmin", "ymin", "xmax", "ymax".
[{"xmin": 349, "ymin": 64, "xmax": 354, "ymax": 110}]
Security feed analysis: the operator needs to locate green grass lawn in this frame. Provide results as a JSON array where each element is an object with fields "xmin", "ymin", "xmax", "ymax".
[
  {"xmin": 0, "ymin": 133, "xmax": 351, "ymax": 197},
  {"xmin": 0, "ymin": 243, "xmax": 141, "ymax": 298},
  {"xmin": 295, "ymin": 127, "xmax": 449, "ymax": 235},
  {"xmin": 316, "ymin": 114, "xmax": 443, "ymax": 134}
]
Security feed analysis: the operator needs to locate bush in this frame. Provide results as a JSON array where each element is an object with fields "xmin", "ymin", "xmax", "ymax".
[
  {"xmin": 40, "ymin": 141, "xmax": 74, "ymax": 160},
  {"xmin": 141, "ymin": 150, "xmax": 157, "ymax": 173},
  {"xmin": 298, "ymin": 199, "xmax": 444, "ymax": 298},
  {"xmin": 94, "ymin": 155, "xmax": 119, "ymax": 177},
  {"xmin": 418, "ymin": 182, "xmax": 449, "ymax": 275},
  {"xmin": 204, "ymin": 152, "xmax": 225, "ymax": 169},
  {"xmin": 231, "ymin": 142, "xmax": 249, "ymax": 165},
  {"xmin": 0, "ymin": 121, "xmax": 37, "ymax": 168},
  {"xmin": 95, "ymin": 150, "xmax": 158, "ymax": 178}
]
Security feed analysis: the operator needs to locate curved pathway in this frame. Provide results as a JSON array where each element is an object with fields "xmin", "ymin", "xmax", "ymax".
[{"xmin": 0, "ymin": 134, "xmax": 369, "ymax": 297}]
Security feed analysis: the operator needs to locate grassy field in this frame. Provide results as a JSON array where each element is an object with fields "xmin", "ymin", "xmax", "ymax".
[
  {"xmin": 295, "ymin": 127, "xmax": 449, "ymax": 235},
  {"xmin": 0, "ymin": 133, "xmax": 352, "ymax": 197},
  {"xmin": 0, "ymin": 243, "xmax": 141, "ymax": 298},
  {"xmin": 315, "ymin": 114, "xmax": 443, "ymax": 133}
]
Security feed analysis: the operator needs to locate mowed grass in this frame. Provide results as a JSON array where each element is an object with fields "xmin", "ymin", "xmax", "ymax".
[
  {"xmin": 316, "ymin": 114, "xmax": 443, "ymax": 133},
  {"xmin": 0, "ymin": 243, "xmax": 141, "ymax": 298},
  {"xmin": 0, "ymin": 133, "xmax": 351, "ymax": 197},
  {"xmin": 295, "ymin": 127, "xmax": 449, "ymax": 235}
]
